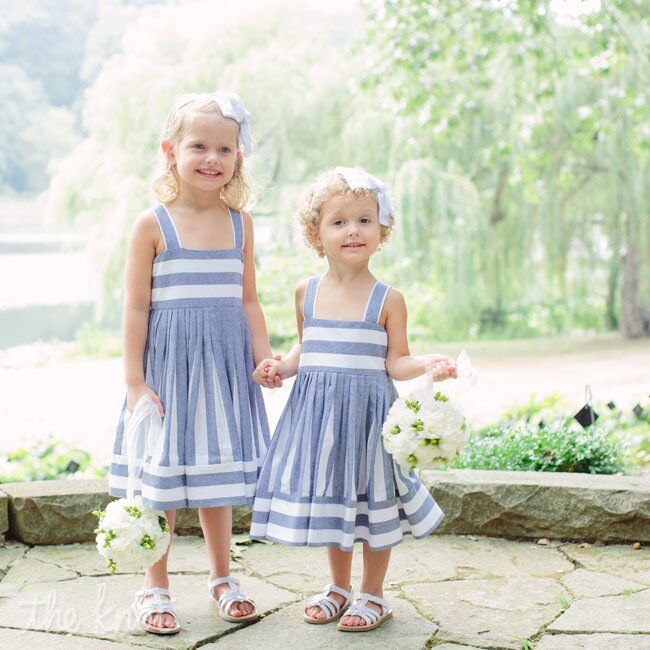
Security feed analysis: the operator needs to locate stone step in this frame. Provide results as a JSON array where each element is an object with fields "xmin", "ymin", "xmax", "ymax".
[{"xmin": 1, "ymin": 469, "xmax": 648, "ymax": 545}]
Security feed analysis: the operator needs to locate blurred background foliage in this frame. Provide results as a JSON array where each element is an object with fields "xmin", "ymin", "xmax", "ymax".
[{"xmin": 1, "ymin": 0, "xmax": 648, "ymax": 345}]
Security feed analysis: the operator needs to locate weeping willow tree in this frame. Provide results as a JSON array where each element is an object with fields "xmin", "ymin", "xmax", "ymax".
[
  {"xmin": 362, "ymin": 0, "xmax": 649, "ymax": 338},
  {"xmin": 45, "ymin": 0, "xmax": 365, "ymax": 322},
  {"xmin": 46, "ymin": 0, "xmax": 648, "ymax": 341}
]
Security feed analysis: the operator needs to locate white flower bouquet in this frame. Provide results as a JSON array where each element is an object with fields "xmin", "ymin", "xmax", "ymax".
[
  {"xmin": 382, "ymin": 350, "xmax": 477, "ymax": 471},
  {"xmin": 94, "ymin": 497, "xmax": 170, "ymax": 574},
  {"xmin": 93, "ymin": 396, "xmax": 170, "ymax": 573}
]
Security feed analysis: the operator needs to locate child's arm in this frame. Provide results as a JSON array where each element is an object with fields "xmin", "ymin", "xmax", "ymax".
[
  {"xmin": 252, "ymin": 280, "xmax": 306, "ymax": 386},
  {"xmin": 122, "ymin": 210, "xmax": 164, "ymax": 415},
  {"xmin": 384, "ymin": 289, "xmax": 457, "ymax": 382},
  {"xmin": 241, "ymin": 211, "xmax": 276, "ymax": 370}
]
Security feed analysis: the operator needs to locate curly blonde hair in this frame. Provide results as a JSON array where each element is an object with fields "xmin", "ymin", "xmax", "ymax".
[
  {"xmin": 152, "ymin": 92, "xmax": 254, "ymax": 210},
  {"xmin": 296, "ymin": 169, "xmax": 394, "ymax": 258}
]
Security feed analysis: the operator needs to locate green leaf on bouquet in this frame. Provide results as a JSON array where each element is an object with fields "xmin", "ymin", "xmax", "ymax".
[
  {"xmin": 103, "ymin": 530, "xmax": 117, "ymax": 548},
  {"xmin": 405, "ymin": 400, "xmax": 421, "ymax": 413},
  {"xmin": 107, "ymin": 559, "xmax": 117, "ymax": 574},
  {"xmin": 433, "ymin": 391, "xmax": 449, "ymax": 403},
  {"xmin": 123, "ymin": 505, "xmax": 142, "ymax": 518},
  {"xmin": 412, "ymin": 419, "xmax": 424, "ymax": 432},
  {"xmin": 390, "ymin": 425, "xmax": 401, "ymax": 435},
  {"xmin": 140, "ymin": 534, "xmax": 156, "ymax": 550},
  {"xmin": 158, "ymin": 516, "xmax": 169, "ymax": 532}
]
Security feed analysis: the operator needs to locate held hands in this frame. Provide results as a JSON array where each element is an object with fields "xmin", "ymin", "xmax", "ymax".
[
  {"xmin": 126, "ymin": 382, "xmax": 164, "ymax": 417},
  {"xmin": 252, "ymin": 354, "xmax": 284, "ymax": 389},
  {"xmin": 422, "ymin": 354, "xmax": 457, "ymax": 382}
]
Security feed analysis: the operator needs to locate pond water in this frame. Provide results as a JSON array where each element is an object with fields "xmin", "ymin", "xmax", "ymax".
[{"xmin": 0, "ymin": 227, "xmax": 96, "ymax": 348}]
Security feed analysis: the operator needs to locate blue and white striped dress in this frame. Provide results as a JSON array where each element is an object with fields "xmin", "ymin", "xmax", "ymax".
[
  {"xmin": 250, "ymin": 276, "xmax": 444, "ymax": 551},
  {"xmin": 108, "ymin": 204, "xmax": 270, "ymax": 510}
]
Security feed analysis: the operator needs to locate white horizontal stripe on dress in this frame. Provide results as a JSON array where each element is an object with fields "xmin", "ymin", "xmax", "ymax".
[
  {"xmin": 111, "ymin": 455, "xmax": 261, "ymax": 476},
  {"xmin": 253, "ymin": 497, "xmax": 400, "ymax": 523},
  {"xmin": 151, "ymin": 284, "xmax": 243, "ymax": 301},
  {"xmin": 399, "ymin": 483, "xmax": 431, "ymax": 516},
  {"xmin": 302, "ymin": 326, "xmax": 387, "ymax": 345},
  {"xmin": 409, "ymin": 502, "xmax": 445, "ymax": 536},
  {"xmin": 109, "ymin": 475, "xmax": 256, "ymax": 500},
  {"xmin": 299, "ymin": 352, "xmax": 386, "ymax": 370},
  {"xmin": 250, "ymin": 521, "xmax": 404, "ymax": 548},
  {"xmin": 152, "ymin": 258, "xmax": 243, "ymax": 276}
]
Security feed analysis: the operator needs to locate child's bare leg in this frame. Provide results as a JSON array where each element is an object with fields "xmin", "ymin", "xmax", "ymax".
[
  {"xmin": 199, "ymin": 506, "xmax": 252, "ymax": 617},
  {"xmin": 340, "ymin": 545, "xmax": 391, "ymax": 627},
  {"xmin": 141, "ymin": 509, "xmax": 176, "ymax": 628},
  {"xmin": 305, "ymin": 546, "xmax": 353, "ymax": 619}
]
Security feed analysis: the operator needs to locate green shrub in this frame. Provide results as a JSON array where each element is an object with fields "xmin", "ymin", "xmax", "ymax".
[
  {"xmin": 452, "ymin": 419, "xmax": 625, "ymax": 474},
  {"xmin": 597, "ymin": 401, "xmax": 650, "ymax": 468},
  {"xmin": 0, "ymin": 437, "xmax": 107, "ymax": 483},
  {"xmin": 72, "ymin": 323, "xmax": 122, "ymax": 359}
]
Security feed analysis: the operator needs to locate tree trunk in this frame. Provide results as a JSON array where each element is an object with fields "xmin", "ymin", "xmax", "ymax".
[
  {"xmin": 605, "ymin": 255, "xmax": 619, "ymax": 330},
  {"xmin": 605, "ymin": 214, "xmax": 621, "ymax": 330},
  {"xmin": 620, "ymin": 232, "xmax": 647, "ymax": 338}
]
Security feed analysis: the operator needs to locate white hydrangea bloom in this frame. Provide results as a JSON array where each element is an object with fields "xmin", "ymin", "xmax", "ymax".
[
  {"xmin": 94, "ymin": 497, "xmax": 170, "ymax": 573},
  {"xmin": 381, "ymin": 380, "xmax": 469, "ymax": 471}
]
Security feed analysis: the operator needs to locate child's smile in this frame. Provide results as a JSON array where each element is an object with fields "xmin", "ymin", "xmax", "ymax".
[
  {"xmin": 195, "ymin": 168, "xmax": 223, "ymax": 178},
  {"xmin": 168, "ymin": 113, "xmax": 239, "ymax": 193},
  {"xmin": 317, "ymin": 193, "xmax": 381, "ymax": 262}
]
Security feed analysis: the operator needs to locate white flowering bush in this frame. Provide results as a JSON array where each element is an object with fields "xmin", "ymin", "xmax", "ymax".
[{"xmin": 93, "ymin": 498, "xmax": 170, "ymax": 574}]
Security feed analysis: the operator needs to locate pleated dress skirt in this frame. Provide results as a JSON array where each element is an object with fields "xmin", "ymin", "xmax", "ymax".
[{"xmin": 250, "ymin": 276, "xmax": 444, "ymax": 551}]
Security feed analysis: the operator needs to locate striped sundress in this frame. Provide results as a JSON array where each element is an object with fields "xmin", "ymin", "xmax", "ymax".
[
  {"xmin": 250, "ymin": 275, "xmax": 444, "ymax": 551},
  {"xmin": 108, "ymin": 203, "xmax": 270, "ymax": 510}
]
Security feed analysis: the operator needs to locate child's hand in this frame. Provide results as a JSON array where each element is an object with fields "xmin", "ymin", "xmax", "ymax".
[
  {"xmin": 126, "ymin": 382, "xmax": 164, "ymax": 417},
  {"xmin": 253, "ymin": 355, "xmax": 284, "ymax": 389},
  {"xmin": 422, "ymin": 354, "xmax": 457, "ymax": 381}
]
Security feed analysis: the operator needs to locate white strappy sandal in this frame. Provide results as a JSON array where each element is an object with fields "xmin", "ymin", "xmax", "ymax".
[
  {"xmin": 303, "ymin": 584, "xmax": 354, "ymax": 625},
  {"xmin": 208, "ymin": 576, "xmax": 259, "ymax": 623},
  {"xmin": 338, "ymin": 592, "xmax": 393, "ymax": 632},
  {"xmin": 131, "ymin": 586, "xmax": 181, "ymax": 635}
]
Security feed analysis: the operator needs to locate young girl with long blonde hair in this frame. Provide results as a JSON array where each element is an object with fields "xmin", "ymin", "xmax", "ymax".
[{"xmin": 109, "ymin": 92, "xmax": 276, "ymax": 634}]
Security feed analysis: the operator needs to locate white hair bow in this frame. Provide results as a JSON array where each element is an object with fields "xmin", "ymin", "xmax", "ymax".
[
  {"xmin": 213, "ymin": 92, "xmax": 254, "ymax": 157},
  {"xmin": 335, "ymin": 166, "xmax": 395, "ymax": 226}
]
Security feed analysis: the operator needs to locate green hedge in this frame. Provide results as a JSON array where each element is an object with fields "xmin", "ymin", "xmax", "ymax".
[{"xmin": 452, "ymin": 420, "xmax": 624, "ymax": 474}]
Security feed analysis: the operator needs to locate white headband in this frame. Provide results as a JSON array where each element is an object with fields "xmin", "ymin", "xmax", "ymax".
[
  {"xmin": 212, "ymin": 92, "xmax": 254, "ymax": 157},
  {"xmin": 333, "ymin": 166, "xmax": 395, "ymax": 226}
]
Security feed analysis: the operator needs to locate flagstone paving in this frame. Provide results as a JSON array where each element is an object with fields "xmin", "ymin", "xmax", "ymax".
[{"xmin": 0, "ymin": 535, "xmax": 647, "ymax": 649}]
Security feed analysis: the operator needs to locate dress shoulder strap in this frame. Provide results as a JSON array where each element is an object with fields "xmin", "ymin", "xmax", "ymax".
[
  {"xmin": 152, "ymin": 204, "xmax": 181, "ymax": 251},
  {"xmin": 229, "ymin": 209, "xmax": 244, "ymax": 250},
  {"xmin": 363, "ymin": 281, "xmax": 391, "ymax": 323},
  {"xmin": 302, "ymin": 276, "xmax": 321, "ymax": 320}
]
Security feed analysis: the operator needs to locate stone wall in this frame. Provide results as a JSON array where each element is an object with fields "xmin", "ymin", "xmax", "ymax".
[
  {"xmin": 0, "ymin": 489, "xmax": 7, "ymax": 543},
  {"xmin": 424, "ymin": 469, "xmax": 650, "ymax": 543},
  {"xmin": 0, "ymin": 470, "xmax": 648, "ymax": 545}
]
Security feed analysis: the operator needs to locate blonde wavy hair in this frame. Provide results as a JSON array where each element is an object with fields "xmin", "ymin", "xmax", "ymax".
[
  {"xmin": 152, "ymin": 93, "xmax": 254, "ymax": 210},
  {"xmin": 296, "ymin": 169, "xmax": 394, "ymax": 258}
]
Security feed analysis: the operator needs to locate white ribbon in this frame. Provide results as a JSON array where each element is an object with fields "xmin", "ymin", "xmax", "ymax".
[
  {"xmin": 426, "ymin": 349, "xmax": 478, "ymax": 395},
  {"xmin": 124, "ymin": 395, "xmax": 162, "ymax": 501},
  {"xmin": 333, "ymin": 166, "xmax": 395, "ymax": 226},
  {"xmin": 212, "ymin": 92, "xmax": 254, "ymax": 157}
]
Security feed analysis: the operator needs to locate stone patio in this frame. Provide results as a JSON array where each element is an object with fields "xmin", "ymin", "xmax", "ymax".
[{"xmin": 0, "ymin": 534, "xmax": 647, "ymax": 649}]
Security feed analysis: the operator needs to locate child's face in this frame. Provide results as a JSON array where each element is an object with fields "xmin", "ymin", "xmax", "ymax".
[
  {"xmin": 165, "ymin": 113, "xmax": 240, "ymax": 195},
  {"xmin": 316, "ymin": 193, "xmax": 381, "ymax": 263}
]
